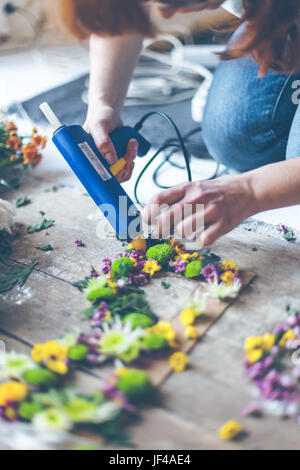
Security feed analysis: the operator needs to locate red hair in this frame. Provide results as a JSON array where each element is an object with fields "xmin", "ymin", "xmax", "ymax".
[
  {"xmin": 222, "ymin": 0, "xmax": 300, "ymax": 75},
  {"xmin": 56, "ymin": 0, "xmax": 300, "ymax": 75}
]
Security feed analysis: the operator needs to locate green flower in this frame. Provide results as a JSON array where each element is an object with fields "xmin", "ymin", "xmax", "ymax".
[
  {"xmin": 117, "ymin": 370, "xmax": 154, "ymax": 404},
  {"xmin": 68, "ymin": 344, "xmax": 88, "ymax": 362},
  {"xmin": 185, "ymin": 260, "xmax": 203, "ymax": 278},
  {"xmin": 84, "ymin": 276, "xmax": 116, "ymax": 301},
  {"xmin": 0, "ymin": 352, "xmax": 36, "ymax": 380},
  {"xmin": 143, "ymin": 333, "xmax": 168, "ymax": 350},
  {"xmin": 23, "ymin": 368, "xmax": 59, "ymax": 388},
  {"xmin": 112, "ymin": 257, "xmax": 134, "ymax": 276},
  {"xmin": 33, "ymin": 408, "xmax": 72, "ymax": 432},
  {"xmin": 64, "ymin": 398, "xmax": 97, "ymax": 423},
  {"xmin": 123, "ymin": 313, "xmax": 154, "ymax": 329},
  {"xmin": 118, "ymin": 345, "xmax": 140, "ymax": 363},
  {"xmin": 18, "ymin": 401, "xmax": 44, "ymax": 421},
  {"xmin": 146, "ymin": 243, "xmax": 175, "ymax": 267}
]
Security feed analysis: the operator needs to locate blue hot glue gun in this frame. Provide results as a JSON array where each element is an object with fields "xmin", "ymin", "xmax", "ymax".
[{"xmin": 40, "ymin": 102, "xmax": 151, "ymax": 240}]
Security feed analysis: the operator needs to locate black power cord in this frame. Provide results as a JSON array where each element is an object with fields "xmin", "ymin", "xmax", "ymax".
[
  {"xmin": 133, "ymin": 112, "xmax": 193, "ymax": 205},
  {"xmin": 133, "ymin": 112, "xmax": 222, "ymax": 205}
]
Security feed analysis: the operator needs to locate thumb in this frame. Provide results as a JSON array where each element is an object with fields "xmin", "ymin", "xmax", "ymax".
[{"xmin": 87, "ymin": 123, "xmax": 118, "ymax": 166}]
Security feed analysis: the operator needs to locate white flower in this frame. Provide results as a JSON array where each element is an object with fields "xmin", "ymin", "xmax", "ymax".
[
  {"xmin": 206, "ymin": 277, "xmax": 242, "ymax": 300},
  {"xmin": 181, "ymin": 290, "xmax": 208, "ymax": 315},
  {"xmin": 33, "ymin": 408, "xmax": 72, "ymax": 433},
  {"xmin": 99, "ymin": 317, "xmax": 147, "ymax": 356},
  {"xmin": 92, "ymin": 402, "xmax": 120, "ymax": 424},
  {"xmin": 0, "ymin": 352, "xmax": 36, "ymax": 380},
  {"xmin": 0, "ymin": 198, "xmax": 15, "ymax": 234},
  {"xmin": 58, "ymin": 330, "xmax": 80, "ymax": 348}
]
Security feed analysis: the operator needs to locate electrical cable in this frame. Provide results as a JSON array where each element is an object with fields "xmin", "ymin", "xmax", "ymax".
[
  {"xmin": 134, "ymin": 111, "xmax": 193, "ymax": 181},
  {"xmin": 133, "ymin": 113, "xmax": 224, "ymax": 205}
]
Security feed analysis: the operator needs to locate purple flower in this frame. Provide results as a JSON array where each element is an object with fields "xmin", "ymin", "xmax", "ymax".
[
  {"xmin": 75, "ymin": 239, "xmax": 84, "ymax": 247},
  {"xmin": 201, "ymin": 264, "xmax": 218, "ymax": 280},
  {"xmin": 278, "ymin": 224, "xmax": 289, "ymax": 234},
  {"xmin": 169, "ymin": 260, "xmax": 186, "ymax": 274},
  {"xmin": 242, "ymin": 403, "xmax": 263, "ymax": 418},
  {"xmin": 273, "ymin": 324, "xmax": 285, "ymax": 335},
  {"xmin": 100, "ymin": 258, "xmax": 112, "ymax": 274}
]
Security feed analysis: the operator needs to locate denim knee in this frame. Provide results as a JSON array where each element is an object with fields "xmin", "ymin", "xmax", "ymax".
[
  {"xmin": 202, "ymin": 57, "xmax": 298, "ymax": 172},
  {"xmin": 287, "ymin": 103, "xmax": 300, "ymax": 160}
]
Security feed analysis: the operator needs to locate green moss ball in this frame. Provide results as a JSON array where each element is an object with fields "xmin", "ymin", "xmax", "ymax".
[
  {"xmin": 68, "ymin": 344, "xmax": 88, "ymax": 361},
  {"xmin": 86, "ymin": 286, "xmax": 116, "ymax": 302},
  {"xmin": 23, "ymin": 368, "xmax": 58, "ymax": 388},
  {"xmin": 18, "ymin": 402, "xmax": 44, "ymax": 421},
  {"xmin": 146, "ymin": 243, "xmax": 175, "ymax": 267},
  {"xmin": 117, "ymin": 370, "xmax": 154, "ymax": 403},
  {"xmin": 185, "ymin": 260, "xmax": 203, "ymax": 278},
  {"xmin": 123, "ymin": 313, "xmax": 154, "ymax": 329},
  {"xmin": 112, "ymin": 257, "xmax": 134, "ymax": 276},
  {"xmin": 143, "ymin": 333, "xmax": 168, "ymax": 350}
]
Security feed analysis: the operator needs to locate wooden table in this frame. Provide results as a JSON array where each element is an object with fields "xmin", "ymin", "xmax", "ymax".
[{"xmin": 1, "ymin": 159, "xmax": 300, "ymax": 450}]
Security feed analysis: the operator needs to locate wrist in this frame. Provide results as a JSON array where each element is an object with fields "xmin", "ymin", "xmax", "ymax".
[{"xmin": 242, "ymin": 170, "xmax": 265, "ymax": 216}]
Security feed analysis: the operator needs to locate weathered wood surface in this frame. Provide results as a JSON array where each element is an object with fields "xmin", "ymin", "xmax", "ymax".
[{"xmin": 1, "ymin": 161, "xmax": 300, "ymax": 449}]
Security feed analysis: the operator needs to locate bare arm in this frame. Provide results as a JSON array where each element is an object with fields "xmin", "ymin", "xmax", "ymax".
[
  {"xmin": 84, "ymin": 33, "xmax": 143, "ymax": 181},
  {"xmin": 143, "ymin": 158, "xmax": 300, "ymax": 246}
]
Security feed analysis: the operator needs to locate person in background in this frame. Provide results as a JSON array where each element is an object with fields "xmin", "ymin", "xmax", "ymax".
[{"xmin": 57, "ymin": 0, "xmax": 300, "ymax": 245}]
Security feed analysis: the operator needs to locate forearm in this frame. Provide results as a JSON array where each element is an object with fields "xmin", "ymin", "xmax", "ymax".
[
  {"xmin": 88, "ymin": 33, "xmax": 143, "ymax": 120},
  {"xmin": 246, "ymin": 157, "xmax": 300, "ymax": 214}
]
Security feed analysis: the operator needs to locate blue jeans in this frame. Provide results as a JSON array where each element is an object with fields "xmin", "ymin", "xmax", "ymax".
[{"xmin": 202, "ymin": 53, "xmax": 300, "ymax": 172}]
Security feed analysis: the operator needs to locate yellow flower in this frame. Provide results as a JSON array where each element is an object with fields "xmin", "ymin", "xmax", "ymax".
[
  {"xmin": 107, "ymin": 279, "xmax": 118, "ymax": 290},
  {"xmin": 169, "ymin": 352, "xmax": 189, "ymax": 372},
  {"xmin": 129, "ymin": 257, "xmax": 138, "ymax": 267},
  {"xmin": 219, "ymin": 420, "xmax": 242, "ymax": 441},
  {"xmin": 177, "ymin": 252, "xmax": 199, "ymax": 262},
  {"xmin": 142, "ymin": 260, "xmax": 162, "ymax": 277},
  {"xmin": 106, "ymin": 310, "xmax": 112, "ymax": 321},
  {"xmin": 128, "ymin": 237, "xmax": 147, "ymax": 251},
  {"xmin": 244, "ymin": 336, "xmax": 264, "ymax": 353},
  {"xmin": 185, "ymin": 326, "xmax": 199, "ymax": 340},
  {"xmin": 262, "ymin": 333, "xmax": 276, "ymax": 351},
  {"xmin": 0, "ymin": 382, "xmax": 28, "ymax": 406},
  {"xmin": 115, "ymin": 368, "xmax": 129, "ymax": 377},
  {"xmin": 147, "ymin": 321, "xmax": 176, "ymax": 347},
  {"xmin": 180, "ymin": 308, "xmax": 197, "ymax": 327},
  {"xmin": 220, "ymin": 270, "xmax": 236, "ymax": 286},
  {"xmin": 4, "ymin": 406, "xmax": 17, "ymax": 421},
  {"xmin": 47, "ymin": 359, "xmax": 68, "ymax": 376},
  {"xmin": 279, "ymin": 330, "xmax": 296, "ymax": 348},
  {"xmin": 31, "ymin": 341, "xmax": 69, "ymax": 375},
  {"xmin": 248, "ymin": 348, "xmax": 264, "ymax": 365},
  {"xmin": 221, "ymin": 260, "xmax": 239, "ymax": 272}
]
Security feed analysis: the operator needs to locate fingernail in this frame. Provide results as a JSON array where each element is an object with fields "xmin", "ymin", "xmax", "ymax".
[{"xmin": 132, "ymin": 140, "xmax": 138, "ymax": 151}]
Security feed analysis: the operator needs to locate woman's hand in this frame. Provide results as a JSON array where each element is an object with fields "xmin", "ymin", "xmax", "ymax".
[
  {"xmin": 84, "ymin": 103, "xmax": 138, "ymax": 183},
  {"xmin": 142, "ymin": 174, "xmax": 256, "ymax": 246}
]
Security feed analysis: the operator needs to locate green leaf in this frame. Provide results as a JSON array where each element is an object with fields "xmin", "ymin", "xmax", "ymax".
[
  {"xmin": 108, "ymin": 292, "xmax": 157, "ymax": 322},
  {"xmin": 39, "ymin": 211, "xmax": 46, "ymax": 217},
  {"xmin": 76, "ymin": 306, "xmax": 95, "ymax": 318},
  {"xmin": 161, "ymin": 281, "xmax": 170, "ymax": 290},
  {"xmin": 16, "ymin": 196, "xmax": 31, "ymax": 208},
  {"xmin": 0, "ymin": 260, "xmax": 38, "ymax": 294},
  {"xmin": 72, "ymin": 277, "xmax": 91, "ymax": 292},
  {"xmin": 36, "ymin": 245, "xmax": 53, "ymax": 252},
  {"xmin": 27, "ymin": 219, "xmax": 55, "ymax": 234},
  {"xmin": 0, "ymin": 231, "xmax": 12, "ymax": 265}
]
